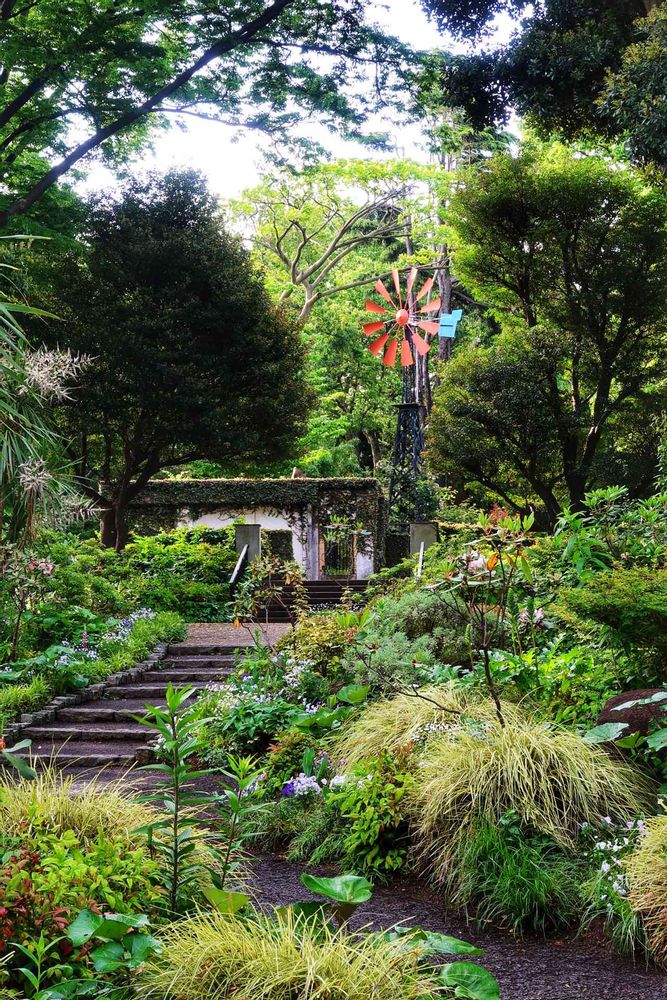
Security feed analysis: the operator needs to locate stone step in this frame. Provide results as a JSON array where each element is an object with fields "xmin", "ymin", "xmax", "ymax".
[
  {"xmin": 167, "ymin": 644, "xmax": 240, "ymax": 656},
  {"xmin": 19, "ymin": 739, "xmax": 148, "ymax": 763},
  {"xmin": 110, "ymin": 683, "xmax": 204, "ymax": 700},
  {"xmin": 59, "ymin": 703, "xmax": 153, "ymax": 722},
  {"xmin": 143, "ymin": 668, "xmax": 230, "ymax": 682},
  {"xmin": 161, "ymin": 656, "xmax": 235, "ymax": 668},
  {"xmin": 24, "ymin": 723, "xmax": 148, "ymax": 742}
]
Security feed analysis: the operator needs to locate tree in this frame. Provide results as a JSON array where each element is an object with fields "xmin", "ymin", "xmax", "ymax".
[
  {"xmin": 231, "ymin": 164, "xmax": 410, "ymax": 323},
  {"xmin": 37, "ymin": 170, "xmax": 309, "ymax": 550},
  {"xmin": 428, "ymin": 144, "xmax": 667, "ymax": 526},
  {"xmin": 420, "ymin": 0, "xmax": 667, "ymax": 170},
  {"xmin": 0, "ymin": 0, "xmax": 409, "ymax": 229}
]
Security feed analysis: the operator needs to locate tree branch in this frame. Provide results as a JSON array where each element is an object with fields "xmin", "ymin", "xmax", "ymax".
[{"xmin": 0, "ymin": 0, "xmax": 296, "ymax": 226}]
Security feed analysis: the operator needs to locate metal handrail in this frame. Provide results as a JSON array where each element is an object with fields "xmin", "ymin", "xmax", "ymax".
[
  {"xmin": 229, "ymin": 544, "xmax": 249, "ymax": 594},
  {"xmin": 416, "ymin": 541, "xmax": 425, "ymax": 579}
]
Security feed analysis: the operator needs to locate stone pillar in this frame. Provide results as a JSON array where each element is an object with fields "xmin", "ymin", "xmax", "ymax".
[
  {"xmin": 409, "ymin": 521, "xmax": 438, "ymax": 558},
  {"xmin": 235, "ymin": 523, "xmax": 261, "ymax": 562}
]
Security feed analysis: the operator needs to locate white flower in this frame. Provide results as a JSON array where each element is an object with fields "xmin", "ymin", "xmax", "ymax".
[
  {"xmin": 23, "ymin": 347, "xmax": 90, "ymax": 401},
  {"xmin": 18, "ymin": 458, "xmax": 52, "ymax": 495}
]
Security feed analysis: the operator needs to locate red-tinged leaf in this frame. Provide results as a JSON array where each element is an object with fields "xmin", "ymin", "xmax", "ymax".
[
  {"xmin": 421, "ymin": 297, "xmax": 441, "ymax": 313},
  {"xmin": 401, "ymin": 338, "xmax": 414, "ymax": 366},
  {"xmin": 418, "ymin": 320, "xmax": 440, "ymax": 335},
  {"xmin": 487, "ymin": 553, "xmax": 499, "ymax": 570},
  {"xmin": 375, "ymin": 279, "xmax": 395, "ymax": 306},
  {"xmin": 411, "ymin": 331, "xmax": 430, "ymax": 355},
  {"xmin": 369, "ymin": 332, "xmax": 389, "ymax": 356},
  {"xmin": 416, "ymin": 277, "xmax": 434, "ymax": 301},
  {"xmin": 362, "ymin": 320, "xmax": 386, "ymax": 336},
  {"xmin": 383, "ymin": 337, "xmax": 398, "ymax": 366},
  {"xmin": 365, "ymin": 300, "xmax": 388, "ymax": 314}
]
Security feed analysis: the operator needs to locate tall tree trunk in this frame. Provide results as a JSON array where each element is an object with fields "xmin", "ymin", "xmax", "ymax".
[{"xmin": 100, "ymin": 507, "xmax": 117, "ymax": 548}]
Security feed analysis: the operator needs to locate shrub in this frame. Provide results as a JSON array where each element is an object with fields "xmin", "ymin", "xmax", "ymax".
[
  {"xmin": 0, "ymin": 769, "xmax": 158, "ymax": 847},
  {"xmin": 327, "ymin": 754, "xmax": 413, "ymax": 877},
  {"xmin": 0, "ymin": 771, "xmax": 161, "ymax": 993},
  {"xmin": 410, "ymin": 708, "xmax": 655, "ymax": 882},
  {"xmin": 452, "ymin": 814, "xmax": 584, "ymax": 934},
  {"xmin": 141, "ymin": 910, "xmax": 440, "ymax": 1000},
  {"xmin": 262, "ymin": 729, "xmax": 320, "ymax": 796},
  {"xmin": 559, "ymin": 568, "xmax": 667, "ymax": 663},
  {"xmin": 334, "ymin": 685, "xmax": 471, "ymax": 765},
  {"xmin": 626, "ymin": 815, "xmax": 667, "ymax": 963},
  {"xmin": 0, "ymin": 676, "xmax": 49, "ymax": 728},
  {"xmin": 277, "ymin": 613, "xmax": 356, "ymax": 683}
]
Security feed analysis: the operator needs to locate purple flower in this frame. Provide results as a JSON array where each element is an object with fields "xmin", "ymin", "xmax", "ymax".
[{"xmin": 281, "ymin": 781, "xmax": 295, "ymax": 798}]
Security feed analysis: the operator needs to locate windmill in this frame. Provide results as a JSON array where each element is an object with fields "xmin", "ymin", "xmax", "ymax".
[
  {"xmin": 363, "ymin": 267, "xmax": 442, "ymax": 525},
  {"xmin": 362, "ymin": 267, "xmax": 441, "ymax": 368}
]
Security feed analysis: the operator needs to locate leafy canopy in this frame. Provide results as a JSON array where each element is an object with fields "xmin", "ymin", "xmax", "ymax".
[
  {"xmin": 428, "ymin": 143, "xmax": 667, "ymax": 524},
  {"xmin": 0, "ymin": 0, "xmax": 411, "ymax": 228},
  {"xmin": 37, "ymin": 169, "xmax": 310, "ymax": 546}
]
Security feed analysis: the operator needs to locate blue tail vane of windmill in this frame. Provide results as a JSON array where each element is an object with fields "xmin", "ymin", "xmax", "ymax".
[{"xmin": 438, "ymin": 309, "xmax": 462, "ymax": 339}]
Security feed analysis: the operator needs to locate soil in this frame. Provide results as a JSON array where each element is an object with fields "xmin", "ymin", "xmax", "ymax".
[{"xmin": 249, "ymin": 854, "xmax": 667, "ymax": 1000}]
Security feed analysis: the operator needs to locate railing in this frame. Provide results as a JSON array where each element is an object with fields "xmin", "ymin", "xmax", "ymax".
[
  {"xmin": 229, "ymin": 544, "xmax": 249, "ymax": 595},
  {"xmin": 416, "ymin": 541, "xmax": 425, "ymax": 579}
]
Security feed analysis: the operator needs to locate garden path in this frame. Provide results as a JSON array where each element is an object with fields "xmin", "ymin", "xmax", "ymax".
[
  {"xmin": 19, "ymin": 623, "xmax": 290, "ymax": 773},
  {"xmin": 250, "ymin": 855, "xmax": 667, "ymax": 1000}
]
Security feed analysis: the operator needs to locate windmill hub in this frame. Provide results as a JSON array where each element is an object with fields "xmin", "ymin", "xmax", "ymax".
[{"xmin": 396, "ymin": 308, "xmax": 410, "ymax": 327}]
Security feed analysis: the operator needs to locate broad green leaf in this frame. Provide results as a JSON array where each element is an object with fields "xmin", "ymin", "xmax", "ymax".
[
  {"xmin": 90, "ymin": 940, "xmax": 125, "ymax": 973},
  {"xmin": 336, "ymin": 684, "xmax": 369, "ymax": 706},
  {"xmin": 275, "ymin": 901, "xmax": 331, "ymax": 922},
  {"xmin": 647, "ymin": 727, "xmax": 667, "ymax": 752},
  {"xmin": 582, "ymin": 722, "xmax": 629, "ymax": 744},
  {"xmin": 66, "ymin": 909, "xmax": 105, "ymax": 946},
  {"xmin": 127, "ymin": 932, "xmax": 162, "ymax": 967},
  {"xmin": 383, "ymin": 926, "xmax": 483, "ymax": 957},
  {"xmin": 439, "ymin": 961, "xmax": 500, "ymax": 1000},
  {"xmin": 611, "ymin": 692, "xmax": 667, "ymax": 711},
  {"xmin": 301, "ymin": 872, "xmax": 373, "ymax": 904},
  {"xmin": 203, "ymin": 887, "xmax": 250, "ymax": 915}
]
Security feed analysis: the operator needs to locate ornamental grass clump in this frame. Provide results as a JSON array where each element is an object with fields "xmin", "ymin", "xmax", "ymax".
[
  {"xmin": 0, "ymin": 766, "xmax": 157, "ymax": 846},
  {"xmin": 334, "ymin": 684, "xmax": 472, "ymax": 764},
  {"xmin": 410, "ymin": 710, "xmax": 655, "ymax": 883},
  {"xmin": 626, "ymin": 815, "xmax": 667, "ymax": 963},
  {"xmin": 141, "ymin": 910, "xmax": 439, "ymax": 1000}
]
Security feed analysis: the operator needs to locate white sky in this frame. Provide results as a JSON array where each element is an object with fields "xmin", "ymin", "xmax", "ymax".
[{"xmin": 80, "ymin": 0, "xmax": 515, "ymax": 201}]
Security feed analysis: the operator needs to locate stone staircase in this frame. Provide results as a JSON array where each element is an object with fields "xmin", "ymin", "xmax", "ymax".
[
  {"xmin": 264, "ymin": 579, "xmax": 368, "ymax": 622},
  {"xmin": 19, "ymin": 643, "xmax": 236, "ymax": 770}
]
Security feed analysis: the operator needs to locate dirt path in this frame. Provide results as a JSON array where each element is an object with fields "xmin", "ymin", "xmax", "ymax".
[{"xmin": 249, "ymin": 855, "xmax": 667, "ymax": 1000}]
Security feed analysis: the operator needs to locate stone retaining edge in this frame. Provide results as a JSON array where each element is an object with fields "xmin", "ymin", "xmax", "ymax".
[{"xmin": 2, "ymin": 642, "xmax": 169, "ymax": 747}]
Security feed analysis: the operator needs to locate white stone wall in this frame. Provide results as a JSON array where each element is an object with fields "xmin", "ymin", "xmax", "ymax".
[{"xmin": 176, "ymin": 504, "xmax": 374, "ymax": 580}]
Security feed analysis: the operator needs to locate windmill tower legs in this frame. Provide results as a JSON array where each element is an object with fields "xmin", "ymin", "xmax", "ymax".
[{"xmin": 388, "ymin": 402, "xmax": 426, "ymax": 525}]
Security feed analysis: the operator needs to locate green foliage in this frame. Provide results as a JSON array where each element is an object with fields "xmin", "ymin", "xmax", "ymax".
[
  {"xmin": 39, "ymin": 170, "xmax": 310, "ymax": 548},
  {"xmin": 0, "ymin": 772, "xmax": 160, "ymax": 996},
  {"xmin": 0, "ymin": 676, "xmax": 49, "ymax": 728},
  {"xmin": 0, "ymin": 1, "xmax": 409, "ymax": 231},
  {"xmin": 140, "ymin": 909, "xmax": 444, "ymax": 1000},
  {"xmin": 411, "ymin": 707, "xmax": 655, "ymax": 882},
  {"xmin": 422, "ymin": 0, "xmax": 657, "ymax": 167},
  {"xmin": 559, "ymin": 568, "xmax": 667, "ymax": 661},
  {"xmin": 262, "ymin": 730, "xmax": 320, "ymax": 797},
  {"xmin": 326, "ymin": 754, "xmax": 414, "ymax": 877},
  {"xmin": 277, "ymin": 612, "xmax": 358, "ymax": 682},
  {"xmin": 626, "ymin": 815, "xmax": 667, "ymax": 963},
  {"xmin": 136, "ymin": 684, "xmax": 217, "ymax": 916},
  {"xmin": 428, "ymin": 143, "xmax": 667, "ymax": 525},
  {"xmin": 453, "ymin": 814, "xmax": 584, "ymax": 934},
  {"xmin": 579, "ymin": 817, "xmax": 648, "ymax": 960}
]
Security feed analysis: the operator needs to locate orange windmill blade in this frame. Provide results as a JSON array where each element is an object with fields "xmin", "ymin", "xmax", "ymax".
[{"xmin": 362, "ymin": 268, "xmax": 438, "ymax": 367}]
